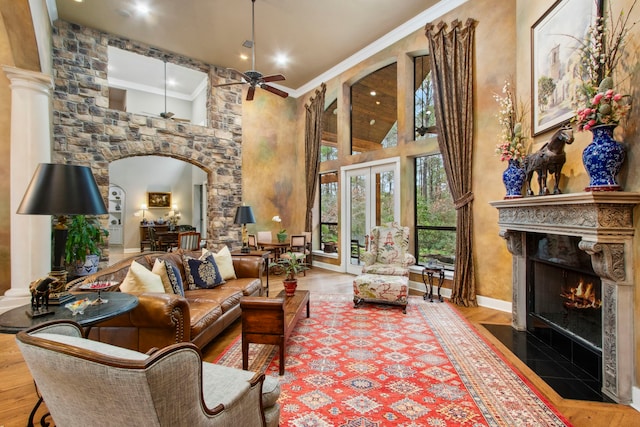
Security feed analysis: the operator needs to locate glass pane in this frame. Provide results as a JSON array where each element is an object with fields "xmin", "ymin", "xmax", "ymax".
[
  {"xmin": 375, "ymin": 170, "xmax": 394, "ymax": 226},
  {"xmin": 320, "ymin": 172, "xmax": 338, "ymax": 247},
  {"xmin": 415, "ymin": 155, "xmax": 456, "ymax": 265},
  {"xmin": 414, "ymin": 55, "xmax": 436, "ymax": 140},
  {"xmin": 321, "ymin": 99, "xmax": 338, "ymax": 162},
  {"xmin": 350, "ymin": 174, "xmax": 367, "ymax": 265},
  {"xmin": 350, "ymin": 63, "xmax": 398, "ymax": 155}
]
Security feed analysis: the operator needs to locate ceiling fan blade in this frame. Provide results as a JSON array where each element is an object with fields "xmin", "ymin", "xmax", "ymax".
[
  {"xmin": 260, "ymin": 84, "xmax": 289, "ymax": 98},
  {"xmin": 261, "ymin": 74, "xmax": 286, "ymax": 83},
  {"xmin": 246, "ymin": 86, "xmax": 256, "ymax": 101},
  {"xmin": 212, "ymin": 81, "xmax": 247, "ymax": 88}
]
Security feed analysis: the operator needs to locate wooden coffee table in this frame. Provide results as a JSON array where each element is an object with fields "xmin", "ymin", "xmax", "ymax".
[{"xmin": 240, "ymin": 289, "xmax": 310, "ymax": 375}]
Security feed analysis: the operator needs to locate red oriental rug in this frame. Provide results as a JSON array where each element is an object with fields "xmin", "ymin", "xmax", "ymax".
[{"xmin": 215, "ymin": 294, "xmax": 572, "ymax": 426}]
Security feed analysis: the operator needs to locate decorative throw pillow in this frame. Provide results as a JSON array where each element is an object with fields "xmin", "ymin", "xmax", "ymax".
[
  {"xmin": 182, "ymin": 255, "xmax": 224, "ymax": 290},
  {"xmin": 120, "ymin": 260, "xmax": 165, "ymax": 293},
  {"xmin": 165, "ymin": 261, "xmax": 185, "ymax": 296},
  {"xmin": 152, "ymin": 259, "xmax": 174, "ymax": 294},
  {"xmin": 210, "ymin": 246, "xmax": 237, "ymax": 281}
]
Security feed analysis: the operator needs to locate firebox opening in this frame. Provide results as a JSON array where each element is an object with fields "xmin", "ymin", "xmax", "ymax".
[{"xmin": 526, "ymin": 233, "xmax": 603, "ymax": 388}]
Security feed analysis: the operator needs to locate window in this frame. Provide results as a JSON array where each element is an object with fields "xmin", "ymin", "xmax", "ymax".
[
  {"xmin": 321, "ymin": 99, "xmax": 338, "ymax": 162},
  {"xmin": 350, "ymin": 63, "xmax": 398, "ymax": 154},
  {"xmin": 320, "ymin": 172, "xmax": 339, "ymax": 250},
  {"xmin": 415, "ymin": 155, "xmax": 456, "ymax": 266},
  {"xmin": 414, "ymin": 55, "xmax": 436, "ymax": 140}
]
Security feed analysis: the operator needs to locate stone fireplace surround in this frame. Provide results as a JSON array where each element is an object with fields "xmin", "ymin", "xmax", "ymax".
[{"xmin": 490, "ymin": 192, "xmax": 640, "ymax": 404}]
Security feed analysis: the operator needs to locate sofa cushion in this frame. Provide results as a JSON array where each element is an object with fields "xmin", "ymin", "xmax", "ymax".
[
  {"xmin": 185, "ymin": 288, "xmax": 242, "ymax": 314},
  {"xmin": 207, "ymin": 246, "xmax": 237, "ymax": 281},
  {"xmin": 152, "ymin": 259, "xmax": 175, "ymax": 294},
  {"xmin": 165, "ymin": 261, "xmax": 185, "ymax": 296},
  {"xmin": 120, "ymin": 261, "xmax": 165, "ymax": 293},
  {"xmin": 183, "ymin": 255, "xmax": 224, "ymax": 290},
  {"xmin": 218, "ymin": 277, "xmax": 262, "ymax": 297}
]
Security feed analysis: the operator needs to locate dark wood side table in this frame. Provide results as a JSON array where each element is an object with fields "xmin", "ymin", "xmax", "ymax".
[
  {"xmin": 421, "ymin": 264, "xmax": 445, "ymax": 302},
  {"xmin": 0, "ymin": 292, "xmax": 139, "ymax": 334},
  {"xmin": 240, "ymin": 289, "xmax": 310, "ymax": 375},
  {"xmin": 231, "ymin": 249, "xmax": 272, "ymax": 296}
]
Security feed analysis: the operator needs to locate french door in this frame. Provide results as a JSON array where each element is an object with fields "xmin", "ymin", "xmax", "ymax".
[{"xmin": 342, "ymin": 159, "xmax": 400, "ymax": 274}]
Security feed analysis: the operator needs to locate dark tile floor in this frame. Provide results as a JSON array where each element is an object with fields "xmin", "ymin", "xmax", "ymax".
[{"xmin": 483, "ymin": 324, "xmax": 613, "ymax": 402}]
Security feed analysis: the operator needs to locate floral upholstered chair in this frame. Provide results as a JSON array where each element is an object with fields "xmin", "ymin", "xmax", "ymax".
[
  {"xmin": 354, "ymin": 223, "xmax": 415, "ymax": 313},
  {"xmin": 360, "ymin": 222, "xmax": 415, "ymax": 276}
]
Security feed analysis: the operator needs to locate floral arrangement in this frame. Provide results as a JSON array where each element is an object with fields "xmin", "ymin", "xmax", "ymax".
[
  {"xmin": 573, "ymin": 1, "xmax": 636, "ymax": 131},
  {"xmin": 272, "ymin": 215, "xmax": 285, "ymax": 234},
  {"xmin": 165, "ymin": 210, "xmax": 181, "ymax": 227},
  {"xmin": 574, "ymin": 77, "xmax": 631, "ymax": 131},
  {"xmin": 494, "ymin": 80, "xmax": 528, "ymax": 164}
]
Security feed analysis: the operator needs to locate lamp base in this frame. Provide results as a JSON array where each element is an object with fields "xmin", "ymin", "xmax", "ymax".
[{"xmin": 241, "ymin": 246, "xmax": 250, "ymax": 253}]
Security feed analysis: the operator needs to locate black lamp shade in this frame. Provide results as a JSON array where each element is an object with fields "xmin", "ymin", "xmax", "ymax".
[
  {"xmin": 234, "ymin": 205, "xmax": 256, "ymax": 224},
  {"xmin": 17, "ymin": 163, "xmax": 108, "ymax": 215}
]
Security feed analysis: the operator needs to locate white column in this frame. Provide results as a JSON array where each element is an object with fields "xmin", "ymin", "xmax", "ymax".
[{"xmin": 0, "ymin": 66, "xmax": 53, "ymax": 312}]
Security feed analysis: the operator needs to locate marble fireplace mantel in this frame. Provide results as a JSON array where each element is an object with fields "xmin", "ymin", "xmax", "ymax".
[{"xmin": 490, "ymin": 192, "xmax": 640, "ymax": 404}]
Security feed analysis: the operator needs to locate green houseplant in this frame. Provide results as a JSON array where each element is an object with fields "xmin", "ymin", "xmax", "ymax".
[
  {"xmin": 270, "ymin": 252, "xmax": 309, "ymax": 296},
  {"xmin": 64, "ymin": 215, "xmax": 109, "ymax": 276}
]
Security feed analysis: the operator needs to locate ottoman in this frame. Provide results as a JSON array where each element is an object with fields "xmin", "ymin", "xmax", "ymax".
[{"xmin": 353, "ymin": 273, "xmax": 408, "ymax": 313}]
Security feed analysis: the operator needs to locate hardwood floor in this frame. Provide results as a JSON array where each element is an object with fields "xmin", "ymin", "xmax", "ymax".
[{"xmin": 1, "ymin": 267, "xmax": 638, "ymax": 426}]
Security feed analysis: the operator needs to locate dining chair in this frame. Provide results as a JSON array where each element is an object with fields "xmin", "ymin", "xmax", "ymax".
[
  {"xmin": 147, "ymin": 227, "xmax": 159, "ymax": 251},
  {"xmin": 177, "ymin": 231, "xmax": 201, "ymax": 251},
  {"xmin": 280, "ymin": 234, "xmax": 309, "ymax": 275},
  {"xmin": 247, "ymin": 234, "xmax": 258, "ymax": 250}
]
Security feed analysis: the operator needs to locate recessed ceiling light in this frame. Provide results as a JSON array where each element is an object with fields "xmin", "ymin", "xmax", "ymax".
[
  {"xmin": 370, "ymin": 91, "xmax": 376, "ymax": 96},
  {"xmin": 167, "ymin": 79, "xmax": 177, "ymax": 87},
  {"xmin": 74, "ymin": 0, "xmax": 84, "ymax": 3},
  {"xmin": 275, "ymin": 53, "xmax": 288, "ymax": 66},
  {"xmin": 135, "ymin": 3, "xmax": 150, "ymax": 15},
  {"xmin": 376, "ymin": 101, "xmax": 381, "ymax": 105},
  {"xmin": 240, "ymin": 54, "xmax": 248, "ymax": 60}
]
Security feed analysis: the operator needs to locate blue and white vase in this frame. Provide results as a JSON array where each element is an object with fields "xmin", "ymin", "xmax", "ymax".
[
  {"xmin": 502, "ymin": 159, "xmax": 525, "ymax": 199},
  {"xmin": 582, "ymin": 125, "xmax": 625, "ymax": 191}
]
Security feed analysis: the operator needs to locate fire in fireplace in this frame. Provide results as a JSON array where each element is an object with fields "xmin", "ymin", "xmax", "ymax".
[{"xmin": 561, "ymin": 278, "xmax": 602, "ymax": 309}]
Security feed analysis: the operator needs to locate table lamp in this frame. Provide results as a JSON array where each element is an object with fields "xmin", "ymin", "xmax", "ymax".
[
  {"xmin": 234, "ymin": 205, "xmax": 255, "ymax": 253},
  {"xmin": 17, "ymin": 163, "xmax": 108, "ymax": 272}
]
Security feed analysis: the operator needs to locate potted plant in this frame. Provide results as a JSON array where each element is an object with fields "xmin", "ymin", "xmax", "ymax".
[
  {"xmin": 323, "ymin": 239, "xmax": 337, "ymax": 253},
  {"xmin": 270, "ymin": 252, "xmax": 309, "ymax": 296},
  {"xmin": 64, "ymin": 215, "xmax": 109, "ymax": 277}
]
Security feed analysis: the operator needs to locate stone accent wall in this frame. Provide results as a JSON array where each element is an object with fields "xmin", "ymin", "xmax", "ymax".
[{"xmin": 51, "ymin": 20, "xmax": 243, "ymax": 252}]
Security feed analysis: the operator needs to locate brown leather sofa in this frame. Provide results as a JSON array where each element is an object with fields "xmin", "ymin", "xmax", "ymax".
[{"xmin": 67, "ymin": 249, "xmax": 264, "ymax": 352}]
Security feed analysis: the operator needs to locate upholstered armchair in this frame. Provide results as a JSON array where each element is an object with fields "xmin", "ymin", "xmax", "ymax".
[
  {"xmin": 16, "ymin": 320, "xmax": 280, "ymax": 427},
  {"xmin": 360, "ymin": 222, "xmax": 415, "ymax": 276},
  {"xmin": 354, "ymin": 223, "xmax": 415, "ymax": 313}
]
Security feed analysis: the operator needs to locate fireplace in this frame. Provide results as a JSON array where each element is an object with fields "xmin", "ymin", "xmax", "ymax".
[{"xmin": 490, "ymin": 192, "xmax": 640, "ymax": 404}]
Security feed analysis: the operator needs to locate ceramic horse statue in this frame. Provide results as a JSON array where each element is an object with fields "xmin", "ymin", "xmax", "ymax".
[{"xmin": 524, "ymin": 124, "xmax": 574, "ymax": 195}]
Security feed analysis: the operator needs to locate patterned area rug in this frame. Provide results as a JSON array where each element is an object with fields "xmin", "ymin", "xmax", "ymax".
[{"xmin": 215, "ymin": 295, "xmax": 572, "ymax": 426}]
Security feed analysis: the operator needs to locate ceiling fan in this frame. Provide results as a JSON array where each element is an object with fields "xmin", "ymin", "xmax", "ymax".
[
  {"xmin": 144, "ymin": 60, "xmax": 189, "ymax": 121},
  {"xmin": 160, "ymin": 60, "xmax": 174, "ymax": 118},
  {"xmin": 213, "ymin": 0, "xmax": 288, "ymax": 101}
]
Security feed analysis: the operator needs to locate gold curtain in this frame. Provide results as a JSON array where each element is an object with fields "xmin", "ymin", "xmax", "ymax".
[
  {"xmin": 425, "ymin": 19, "xmax": 477, "ymax": 307},
  {"xmin": 304, "ymin": 83, "xmax": 326, "ymax": 232}
]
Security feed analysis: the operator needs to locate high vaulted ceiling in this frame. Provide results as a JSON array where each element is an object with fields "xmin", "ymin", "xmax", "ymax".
[{"xmin": 51, "ymin": 0, "xmax": 446, "ymax": 97}]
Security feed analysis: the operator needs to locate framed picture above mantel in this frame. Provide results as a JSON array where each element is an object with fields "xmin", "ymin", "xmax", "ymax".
[
  {"xmin": 148, "ymin": 192, "xmax": 171, "ymax": 208},
  {"xmin": 531, "ymin": 0, "xmax": 602, "ymax": 135}
]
